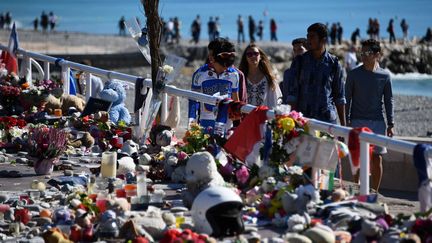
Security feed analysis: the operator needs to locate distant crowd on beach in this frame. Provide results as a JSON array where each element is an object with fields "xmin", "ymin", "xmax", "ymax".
[
  {"xmin": 127, "ymin": 15, "xmax": 431, "ymax": 46},
  {"xmin": 32, "ymin": 11, "xmax": 58, "ymax": 33}
]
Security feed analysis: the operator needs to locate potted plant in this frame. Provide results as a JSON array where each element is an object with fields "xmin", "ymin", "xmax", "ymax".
[{"xmin": 27, "ymin": 126, "xmax": 68, "ymax": 175}]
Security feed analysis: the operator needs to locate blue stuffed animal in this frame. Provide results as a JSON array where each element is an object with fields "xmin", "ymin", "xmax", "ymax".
[{"xmin": 99, "ymin": 80, "xmax": 131, "ymax": 125}]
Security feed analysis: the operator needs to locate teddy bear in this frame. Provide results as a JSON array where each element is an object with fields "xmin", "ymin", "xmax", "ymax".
[
  {"xmin": 281, "ymin": 184, "xmax": 320, "ymax": 215},
  {"xmin": 43, "ymin": 93, "xmax": 86, "ymax": 115},
  {"xmin": 99, "ymin": 80, "xmax": 131, "ymax": 125},
  {"xmin": 182, "ymin": 151, "xmax": 225, "ymax": 208}
]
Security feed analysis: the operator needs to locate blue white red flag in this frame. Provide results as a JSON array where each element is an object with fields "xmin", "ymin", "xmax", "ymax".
[{"xmin": 8, "ymin": 23, "xmax": 19, "ymax": 58}]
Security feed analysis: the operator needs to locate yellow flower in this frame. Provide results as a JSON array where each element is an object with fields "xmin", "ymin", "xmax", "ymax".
[{"xmin": 279, "ymin": 117, "xmax": 295, "ymax": 133}]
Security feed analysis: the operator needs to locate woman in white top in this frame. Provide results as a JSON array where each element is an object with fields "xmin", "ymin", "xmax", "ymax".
[{"xmin": 239, "ymin": 44, "xmax": 282, "ymax": 108}]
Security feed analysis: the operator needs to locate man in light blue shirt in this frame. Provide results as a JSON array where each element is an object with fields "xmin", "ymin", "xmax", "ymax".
[{"xmin": 346, "ymin": 39, "xmax": 394, "ymax": 192}]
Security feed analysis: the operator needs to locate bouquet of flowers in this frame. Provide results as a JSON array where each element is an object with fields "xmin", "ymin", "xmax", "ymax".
[
  {"xmin": 267, "ymin": 110, "xmax": 308, "ymax": 167},
  {"xmin": 32, "ymin": 79, "xmax": 61, "ymax": 94},
  {"xmin": 179, "ymin": 122, "xmax": 210, "ymax": 154},
  {"xmin": 0, "ymin": 85, "xmax": 22, "ymax": 115},
  {"xmin": 27, "ymin": 126, "xmax": 69, "ymax": 159},
  {"xmin": 0, "ymin": 116, "xmax": 28, "ymax": 147}
]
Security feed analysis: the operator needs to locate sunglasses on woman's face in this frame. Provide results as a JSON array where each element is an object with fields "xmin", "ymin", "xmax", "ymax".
[
  {"xmin": 360, "ymin": 50, "xmax": 375, "ymax": 57},
  {"xmin": 246, "ymin": 51, "xmax": 260, "ymax": 58}
]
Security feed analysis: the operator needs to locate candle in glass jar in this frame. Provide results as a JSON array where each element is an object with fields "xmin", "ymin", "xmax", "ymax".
[
  {"xmin": 54, "ymin": 109, "xmax": 62, "ymax": 117},
  {"xmin": 101, "ymin": 151, "xmax": 117, "ymax": 178}
]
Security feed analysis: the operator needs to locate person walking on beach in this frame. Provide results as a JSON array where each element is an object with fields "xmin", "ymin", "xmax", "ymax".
[
  {"xmin": 400, "ymin": 19, "xmax": 409, "ymax": 43},
  {"xmin": 345, "ymin": 39, "xmax": 394, "ymax": 192},
  {"xmin": 351, "ymin": 28, "xmax": 360, "ymax": 45},
  {"xmin": 0, "ymin": 13, "xmax": 5, "ymax": 29},
  {"xmin": 207, "ymin": 17, "xmax": 215, "ymax": 41},
  {"xmin": 118, "ymin": 16, "xmax": 126, "ymax": 36},
  {"xmin": 330, "ymin": 23, "xmax": 337, "ymax": 45},
  {"xmin": 248, "ymin": 16, "xmax": 256, "ymax": 43},
  {"xmin": 174, "ymin": 17, "xmax": 181, "ymax": 44},
  {"xmin": 344, "ymin": 45, "xmax": 358, "ymax": 73},
  {"xmin": 49, "ymin": 12, "xmax": 57, "ymax": 31},
  {"xmin": 257, "ymin": 20, "xmax": 264, "ymax": 41},
  {"xmin": 337, "ymin": 22, "xmax": 343, "ymax": 45},
  {"xmin": 190, "ymin": 15, "xmax": 201, "ymax": 44},
  {"xmin": 237, "ymin": 15, "xmax": 245, "ymax": 44},
  {"xmin": 270, "ymin": 19, "xmax": 278, "ymax": 42},
  {"xmin": 41, "ymin": 11, "xmax": 49, "ymax": 33},
  {"xmin": 33, "ymin": 17, "xmax": 39, "ymax": 31},
  {"xmin": 188, "ymin": 38, "xmax": 240, "ymax": 132},
  {"xmin": 420, "ymin": 27, "xmax": 432, "ymax": 44},
  {"xmin": 387, "ymin": 19, "xmax": 396, "ymax": 44},
  {"xmin": 285, "ymin": 23, "xmax": 346, "ymax": 125},
  {"xmin": 281, "ymin": 37, "xmax": 307, "ymax": 104},
  {"xmin": 214, "ymin": 17, "xmax": 221, "ymax": 40},
  {"xmin": 239, "ymin": 44, "xmax": 281, "ymax": 108}
]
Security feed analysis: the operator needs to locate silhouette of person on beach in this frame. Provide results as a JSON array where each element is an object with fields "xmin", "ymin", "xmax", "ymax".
[
  {"xmin": 207, "ymin": 17, "xmax": 215, "ymax": 41},
  {"xmin": 248, "ymin": 16, "xmax": 256, "ymax": 43},
  {"xmin": 257, "ymin": 20, "xmax": 264, "ymax": 41},
  {"xmin": 387, "ymin": 19, "xmax": 396, "ymax": 44},
  {"xmin": 420, "ymin": 27, "xmax": 432, "ymax": 44},
  {"xmin": 270, "ymin": 19, "xmax": 278, "ymax": 41},
  {"xmin": 49, "ymin": 12, "xmax": 57, "ymax": 31},
  {"xmin": 174, "ymin": 17, "xmax": 181, "ymax": 44},
  {"xmin": 337, "ymin": 22, "xmax": 343, "ymax": 45},
  {"xmin": 346, "ymin": 38, "xmax": 394, "ymax": 192},
  {"xmin": 214, "ymin": 17, "xmax": 220, "ymax": 40},
  {"xmin": 351, "ymin": 28, "xmax": 360, "ymax": 45},
  {"xmin": 190, "ymin": 15, "xmax": 201, "ymax": 44},
  {"xmin": 400, "ymin": 19, "xmax": 409, "ymax": 43},
  {"xmin": 237, "ymin": 15, "xmax": 245, "ymax": 44},
  {"xmin": 0, "ymin": 13, "xmax": 4, "ymax": 29},
  {"xmin": 33, "ymin": 17, "xmax": 38, "ymax": 31},
  {"xmin": 40, "ymin": 11, "xmax": 49, "ymax": 33},
  {"xmin": 4, "ymin": 12, "xmax": 12, "ymax": 29},
  {"xmin": 330, "ymin": 23, "xmax": 337, "ymax": 45},
  {"xmin": 118, "ymin": 16, "xmax": 126, "ymax": 36}
]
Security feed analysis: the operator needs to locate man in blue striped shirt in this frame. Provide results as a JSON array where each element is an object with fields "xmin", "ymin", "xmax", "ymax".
[{"xmin": 285, "ymin": 23, "xmax": 346, "ymax": 126}]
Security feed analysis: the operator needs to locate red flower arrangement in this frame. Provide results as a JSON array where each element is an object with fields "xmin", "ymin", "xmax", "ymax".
[
  {"xmin": 0, "ymin": 116, "xmax": 26, "ymax": 130},
  {"xmin": 27, "ymin": 126, "xmax": 68, "ymax": 159}
]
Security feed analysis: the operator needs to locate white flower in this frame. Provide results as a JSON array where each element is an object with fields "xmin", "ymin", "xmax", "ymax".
[
  {"xmin": 162, "ymin": 65, "xmax": 174, "ymax": 74},
  {"xmin": 9, "ymin": 127, "xmax": 27, "ymax": 138}
]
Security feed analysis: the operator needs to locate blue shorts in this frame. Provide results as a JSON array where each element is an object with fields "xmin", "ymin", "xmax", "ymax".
[{"xmin": 351, "ymin": 119, "xmax": 387, "ymax": 155}]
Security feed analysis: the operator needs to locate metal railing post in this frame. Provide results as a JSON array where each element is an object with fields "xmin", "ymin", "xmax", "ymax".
[
  {"xmin": 62, "ymin": 66, "xmax": 70, "ymax": 95},
  {"xmin": 43, "ymin": 61, "xmax": 50, "ymax": 80},
  {"xmin": 161, "ymin": 93, "xmax": 168, "ymax": 124},
  {"xmin": 360, "ymin": 140, "xmax": 371, "ymax": 195},
  {"xmin": 85, "ymin": 73, "xmax": 92, "ymax": 101}
]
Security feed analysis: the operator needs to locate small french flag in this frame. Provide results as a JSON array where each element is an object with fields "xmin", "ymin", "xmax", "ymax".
[
  {"xmin": 0, "ymin": 22, "xmax": 19, "ymax": 74},
  {"xmin": 8, "ymin": 22, "xmax": 19, "ymax": 57}
]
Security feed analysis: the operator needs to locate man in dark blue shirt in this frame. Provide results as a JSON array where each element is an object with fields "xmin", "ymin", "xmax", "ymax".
[{"xmin": 286, "ymin": 23, "xmax": 346, "ymax": 125}]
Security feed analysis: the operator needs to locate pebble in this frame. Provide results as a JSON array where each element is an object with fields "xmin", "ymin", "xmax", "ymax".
[
  {"xmin": 170, "ymin": 206, "xmax": 188, "ymax": 213},
  {"xmin": 27, "ymin": 221, "xmax": 37, "ymax": 228},
  {"xmin": 24, "ymin": 205, "xmax": 42, "ymax": 213},
  {"xmin": 16, "ymin": 158, "xmax": 28, "ymax": 164},
  {"xmin": 40, "ymin": 203, "xmax": 50, "ymax": 209},
  {"xmin": 17, "ymin": 151, "xmax": 28, "ymax": 157},
  {"xmin": 34, "ymin": 217, "xmax": 52, "ymax": 226},
  {"xmin": 79, "ymin": 158, "xmax": 91, "ymax": 164},
  {"xmin": 64, "ymin": 170, "xmax": 73, "ymax": 176}
]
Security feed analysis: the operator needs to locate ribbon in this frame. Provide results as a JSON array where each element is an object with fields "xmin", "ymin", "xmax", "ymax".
[{"xmin": 348, "ymin": 127, "xmax": 374, "ymax": 174}]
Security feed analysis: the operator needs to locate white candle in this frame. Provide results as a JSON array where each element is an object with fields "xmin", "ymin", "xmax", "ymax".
[{"xmin": 101, "ymin": 151, "xmax": 117, "ymax": 178}]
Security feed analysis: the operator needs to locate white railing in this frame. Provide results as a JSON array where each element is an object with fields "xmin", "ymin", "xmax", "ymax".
[{"xmin": 0, "ymin": 44, "xmax": 420, "ymax": 195}]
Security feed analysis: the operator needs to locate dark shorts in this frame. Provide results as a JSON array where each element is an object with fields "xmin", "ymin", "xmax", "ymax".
[{"xmin": 351, "ymin": 119, "xmax": 387, "ymax": 154}]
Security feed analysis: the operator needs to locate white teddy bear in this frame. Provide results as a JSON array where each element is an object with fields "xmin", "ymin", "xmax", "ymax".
[{"xmin": 181, "ymin": 151, "xmax": 225, "ymax": 208}]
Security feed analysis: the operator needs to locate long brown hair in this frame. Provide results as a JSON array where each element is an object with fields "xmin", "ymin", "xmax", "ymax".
[{"xmin": 239, "ymin": 43, "xmax": 276, "ymax": 90}]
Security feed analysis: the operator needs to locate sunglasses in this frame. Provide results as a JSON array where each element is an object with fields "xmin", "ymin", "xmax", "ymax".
[
  {"xmin": 360, "ymin": 50, "xmax": 376, "ymax": 57},
  {"xmin": 246, "ymin": 51, "xmax": 260, "ymax": 58}
]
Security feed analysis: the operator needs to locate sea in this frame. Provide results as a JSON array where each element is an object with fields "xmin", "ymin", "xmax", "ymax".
[{"xmin": 3, "ymin": 0, "xmax": 432, "ymax": 97}]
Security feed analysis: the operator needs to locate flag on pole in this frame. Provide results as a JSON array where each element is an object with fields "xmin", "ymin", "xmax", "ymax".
[{"xmin": 0, "ymin": 22, "xmax": 19, "ymax": 74}]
